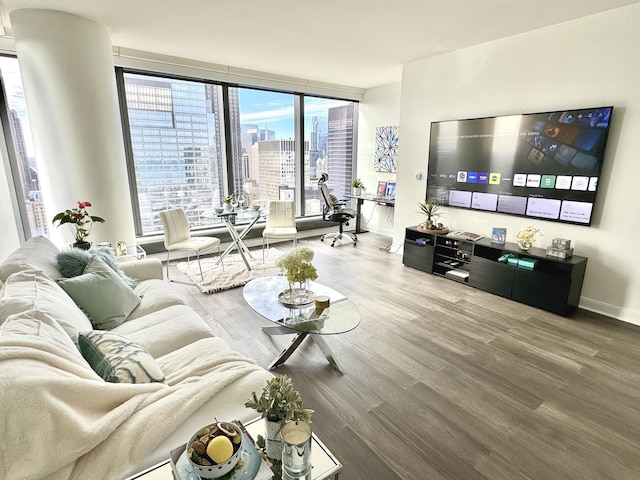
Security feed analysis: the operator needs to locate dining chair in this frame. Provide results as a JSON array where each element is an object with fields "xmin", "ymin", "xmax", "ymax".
[
  {"xmin": 262, "ymin": 201, "xmax": 297, "ymax": 261},
  {"xmin": 159, "ymin": 208, "xmax": 222, "ymax": 282}
]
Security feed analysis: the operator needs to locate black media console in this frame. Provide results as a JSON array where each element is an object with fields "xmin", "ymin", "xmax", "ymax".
[{"xmin": 403, "ymin": 226, "xmax": 587, "ymax": 316}]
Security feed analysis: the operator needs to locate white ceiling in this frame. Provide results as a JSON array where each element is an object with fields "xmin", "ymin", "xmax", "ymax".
[{"xmin": 1, "ymin": 0, "xmax": 639, "ymax": 89}]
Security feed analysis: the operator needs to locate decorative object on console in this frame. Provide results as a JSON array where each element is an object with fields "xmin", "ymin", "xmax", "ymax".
[
  {"xmin": 244, "ymin": 374, "xmax": 313, "ymax": 460},
  {"xmin": 491, "ymin": 227, "xmax": 507, "ymax": 245},
  {"xmin": 275, "ymin": 246, "xmax": 318, "ymax": 306},
  {"xmin": 516, "ymin": 225, "xmax": 542, "ymax": 252},
  {"xmin": 52, "ymin": 200, "xmax": 105, "ymax": 249},
  {"xmin": 546, "ymin": 237, "xmax": 574, "ymax": 259},
  {"xmin": 376, "ymin": 180, "xmax": 387, "ymax": 196},
  {"xmin": 374, "ymin": 125, "xmax": 399, "ymax": 173},
  {"xmin": 416, "ymin": 200, "xmax": 448, "ymax": 234},
  {"xmin": 350, "ymin": 178, "xmax": 366, "ymax": 196}
]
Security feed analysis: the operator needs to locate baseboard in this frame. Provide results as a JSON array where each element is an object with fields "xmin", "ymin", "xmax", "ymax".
[{"xmin": 579, "ymin": 297, "xmax": 640, "ymax": 327}]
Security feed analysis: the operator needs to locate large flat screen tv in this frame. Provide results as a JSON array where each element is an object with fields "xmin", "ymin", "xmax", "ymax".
[{"xmin": 426, "ymin": 106, "xmax": 613, "ymax": 226}]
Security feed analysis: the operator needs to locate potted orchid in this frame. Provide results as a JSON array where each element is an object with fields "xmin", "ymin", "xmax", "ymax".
[{"xmin": 52, "ymin": 201, "xmax": 105, "ymax": 249}]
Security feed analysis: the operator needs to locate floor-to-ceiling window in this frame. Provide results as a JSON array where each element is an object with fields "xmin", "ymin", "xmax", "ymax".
[
  {"xmin": 121, "ymin": 72, "xmax": 225, "ymax": 235},
  {"xmin": 0, "ymin": 55, "xmax": 47, "ymax": 238},
  {"xmin": 119, "ymin": 69, "xmax": 358, "ymax": 236},
  {"xmin": 303, "ymin": 97, "xmax": 356, "ymax": 215}
]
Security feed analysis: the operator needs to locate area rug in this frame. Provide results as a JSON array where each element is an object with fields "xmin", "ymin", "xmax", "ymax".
[{"xmin": 177, "ymin": 248, "xmax": 284, "ymax": 293}]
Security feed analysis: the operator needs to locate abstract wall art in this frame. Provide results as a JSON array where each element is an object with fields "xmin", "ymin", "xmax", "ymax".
[{"xmin": 374, "ymin": 126, "xmax": 399, "ymax": 173}]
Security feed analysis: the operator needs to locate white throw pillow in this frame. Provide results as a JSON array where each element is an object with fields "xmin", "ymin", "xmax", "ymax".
[
  {"xmin": 58, "ymin": 257, "xmax": 141, "ymax": 330},
  {"xmin": 0, "ymin": 236, "xmax": 61, "ymax": 282},
  {"xmin": 0, "ymin": 269, "xmax": 92, "ymax": 345}
]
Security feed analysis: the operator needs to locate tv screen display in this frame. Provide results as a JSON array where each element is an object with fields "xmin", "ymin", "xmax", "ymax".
[{"xmin": 426, "ymin": 106, "xmax": 613, "ymax": 226}]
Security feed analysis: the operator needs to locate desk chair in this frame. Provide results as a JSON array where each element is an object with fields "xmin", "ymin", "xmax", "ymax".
[
  {"xmin": 318, "ymin": 174, "xmax": 357, "ymax": 247},
  {"xmin": 159, "ymin": 208, "xmax": 222, "ymax": 282},
  {"xmin": 262, "ymin": 200, "xmax": 297, "ymax": 261}
]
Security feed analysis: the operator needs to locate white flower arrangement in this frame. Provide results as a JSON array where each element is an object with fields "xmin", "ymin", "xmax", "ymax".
[
  {"xmin": 276, "ymin": 247, "xmax": 318, "ymax": 284},
  {"xmin": 516, "ymin": 225, "xmax": 542, "ymax": 250}
]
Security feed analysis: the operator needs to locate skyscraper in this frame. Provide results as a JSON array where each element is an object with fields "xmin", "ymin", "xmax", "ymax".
[{"xmin": 327, "ymin": 104, "xmax": 354, "ymax": 199}]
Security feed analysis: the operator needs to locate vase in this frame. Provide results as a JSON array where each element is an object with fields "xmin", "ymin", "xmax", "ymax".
[
  {"xmin": 72, "ymin": 241, "xmax": 91, "ymax": 250},
  {"xmin": 352, "ymin": 187, "xmax": 362, "ymax": 196},
  {"xmin": 223, "ymin": 202, "xmax": 233, "ymax": 213},
  {"xmin": 265, "ymin": 419, "xmax": 283, "ymax": 460},
  {"xmin": 278, "ymin": 280, "xmax": 315, "ymax": 307}
]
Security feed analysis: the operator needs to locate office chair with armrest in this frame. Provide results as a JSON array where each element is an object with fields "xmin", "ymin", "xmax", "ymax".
[
  {"xmin": 262, "ymin": 200, "xmax": 297, "ymax": 261},
  {"xmin": 318, "ymin": 173, "xmax": 357, "ymax": 247},
  {"xmin": 159, "ymin": 208, "xmax": 222, "ymax": 282}
]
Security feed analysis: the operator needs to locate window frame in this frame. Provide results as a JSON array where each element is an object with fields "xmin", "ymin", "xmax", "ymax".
[{"xmin": 116, "ymin": 66, "xmax": 359, "ymax": 237}]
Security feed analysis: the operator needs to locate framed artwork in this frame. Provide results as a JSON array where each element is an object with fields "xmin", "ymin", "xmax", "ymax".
[
  {"xmin": 385, "ymin": 182, "xmax": 396, "ymax": 197},
  {"xmin": 492, "ymin": 228, "xmax": 507, "ymax": 245},
  {"xmin": 376, "ymin": 181, "xmax": 387, "ymax": 196},
  {"xmin": 374, "ymin": 126, "xmax": 399, "ymax": 173}
]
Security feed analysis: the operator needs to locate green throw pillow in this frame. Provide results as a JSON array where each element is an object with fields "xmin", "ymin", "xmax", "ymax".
[
  {"xmin": 78, "ymin": 330, "xmax": 165, "ymax": 384},
  {"xmin": 58, "ymin": 257, "xmax": 141, "ymax": 330},
  {"xmin": 57, "ymin": 247, "xmax": 138, "ymax": 288}
]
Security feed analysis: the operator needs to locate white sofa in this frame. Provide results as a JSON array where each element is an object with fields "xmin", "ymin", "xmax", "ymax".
[{"xmin": 0, "ymin": 236, "xmax": 271, "ymax": 480}]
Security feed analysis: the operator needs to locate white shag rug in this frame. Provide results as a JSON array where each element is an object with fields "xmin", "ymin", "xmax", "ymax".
[{"xmin": 177, "ymin": 248, "xmax": 284, "ymax": 293}]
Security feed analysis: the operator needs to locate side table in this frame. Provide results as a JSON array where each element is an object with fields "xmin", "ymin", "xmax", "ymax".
[{"xmin": 244, "ymin": 417, "xmax": 342, "ymax": 480}]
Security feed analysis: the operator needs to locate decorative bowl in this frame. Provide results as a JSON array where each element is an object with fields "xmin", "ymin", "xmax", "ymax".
[
  {"xmin": 249, "ymin": 205, "xmax": 260, "ymax": 211},
  {"xmin": 186, "ymin": 421, "xmax": 244, "ymax": 478},
  {"xmin": 214, "ymin": 207, "xmax": 224, "ymax": 214}
]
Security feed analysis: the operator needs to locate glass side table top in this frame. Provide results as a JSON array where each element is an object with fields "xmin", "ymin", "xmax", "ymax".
[{"xmin": 243, "ymin": 275, "xmax": 360, "ymax": 335}]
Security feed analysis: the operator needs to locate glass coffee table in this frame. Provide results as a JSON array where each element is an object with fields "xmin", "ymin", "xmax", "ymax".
[{"xmin": 243, "ymin": 276, "xmax": 360, "ymax": 372}]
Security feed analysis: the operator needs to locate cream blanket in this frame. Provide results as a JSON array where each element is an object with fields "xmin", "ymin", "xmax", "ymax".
[{"xmin": 0, "ymin": 335, "xmax": 264, "ymax": 480}]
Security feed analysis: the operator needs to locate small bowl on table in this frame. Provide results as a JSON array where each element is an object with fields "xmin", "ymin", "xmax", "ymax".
[
  {"xmin": 187, "ymin": 421, "xmax": 244, "ymax": 478},
  {"xmin": 214, "ymin": 207, "xmax": 224, "ymax": 214},
  {"xmin": 249, "ymin": 205, "xmax": 260, "ymax": 212}
]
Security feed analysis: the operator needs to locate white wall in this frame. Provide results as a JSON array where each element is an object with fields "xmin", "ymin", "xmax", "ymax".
[
  {"xmin": 395, "ymin": 4, "xmax": 640, "ymax": 324},
  {"xmin": 356, "ymin": 83, "xmax": 402, "ymax": 239}
]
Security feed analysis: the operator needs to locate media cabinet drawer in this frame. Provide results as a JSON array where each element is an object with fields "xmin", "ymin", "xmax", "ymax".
[
  {"xmin": 403, "ymin": 241, "xmax": 434, "ymax": 273},
  {"xmin": 469, "ymin": 256, "xmax": 514, "ymax": 298}
]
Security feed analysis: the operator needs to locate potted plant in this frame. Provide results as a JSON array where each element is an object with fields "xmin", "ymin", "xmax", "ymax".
[
  {"xmin": 245, "ymin": 375, "xmax": 313, "ymax": 459},
  {"xmin": 52, "ymin": 201, "xmax": 105, "ymax": 249},
  {"xmin": 222, "ymin": 194, "xmax": 234, "ymax": 213},
  {"xmin": 417, "ymin": 199, "xmax": 446, "ymax": 232},
  {"xmin": 351, "ymin": 178, "xmax": 366, "ymax": 196}
]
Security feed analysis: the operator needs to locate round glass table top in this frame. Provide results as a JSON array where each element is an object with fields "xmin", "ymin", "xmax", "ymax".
[{"xmin": 243, "ymin": 275, "xmax": 360, "ymax": 335}]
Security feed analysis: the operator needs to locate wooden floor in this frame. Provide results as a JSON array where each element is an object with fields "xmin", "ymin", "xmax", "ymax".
[{"xmin": 167, "ymin": 233, "xmax": 640, "ymax": 480}]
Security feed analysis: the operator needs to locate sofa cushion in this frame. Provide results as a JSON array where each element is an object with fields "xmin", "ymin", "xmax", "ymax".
[
  {"xmin": 113, "ymin": 304, "xmax": 213, "ymax": 358},
  {"xmin": 58, "ymin": 257, "xmax": 141, "ymax": 330},
  {"xmin": 0, "ymin": 269, "xmax": 92, "ymax": 344},
  {"xmin": 57, "ymin": 247, "xmax": 138, "ymax": 288},
  {"xmin": 0, "ymin": 236, "xmax": 61, "ymax": 282},
  {"xmin": 0, "ymin": 309, "xmax": 86, "ymax": 362},
  {"xmin": 128, "ymin": 279, "xmax": 186, "ymax": 320},
  {"xmin": 78, "ymin": 330, "xmax": 165, "ymax": 384}
]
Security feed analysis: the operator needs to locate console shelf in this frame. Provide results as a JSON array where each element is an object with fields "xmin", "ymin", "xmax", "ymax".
[{"xmin": 403, "ymin": 226, "xmax": 587, "ymax": 316}]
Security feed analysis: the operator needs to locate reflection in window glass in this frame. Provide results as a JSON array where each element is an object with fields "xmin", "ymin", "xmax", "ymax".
[
  {"xmin": 122, "ymin": 73, "xmax": 225, "ymax": 235},
  {"xmin": 0, "ymin": 56, "xmax": 48, "ymax": 237}
]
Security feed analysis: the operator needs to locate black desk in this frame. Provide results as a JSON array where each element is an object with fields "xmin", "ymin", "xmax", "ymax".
[{"xmin": 345, "ymin": 194, "xmax": 395, "ymax": 233}]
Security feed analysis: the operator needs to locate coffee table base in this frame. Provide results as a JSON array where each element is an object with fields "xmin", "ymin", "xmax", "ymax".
[{"xmin": 262, "ymin": 326, "xmax": 343, "ymax": 373}]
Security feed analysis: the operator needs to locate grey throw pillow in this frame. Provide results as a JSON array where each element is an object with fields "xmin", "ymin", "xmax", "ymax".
[
  {"xmin": 78, "ymin": 330, "xmax": 165, "ymax": 384},
  {"xmin": 57, "ymin": 247, "xmax": 137, "ymax": 288}
]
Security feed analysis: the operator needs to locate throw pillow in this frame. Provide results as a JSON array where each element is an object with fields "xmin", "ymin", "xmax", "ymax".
[
  {"xmin": 57, "ymin": 247, "xmax": 138, "ymax": 288},
  {"xmin": 78, "ymin": 330, "xmax": 165, "ymax": 384},
  {"xmin": 58, "ymin": 257, "xmax": 141, "ymax": 330}
]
